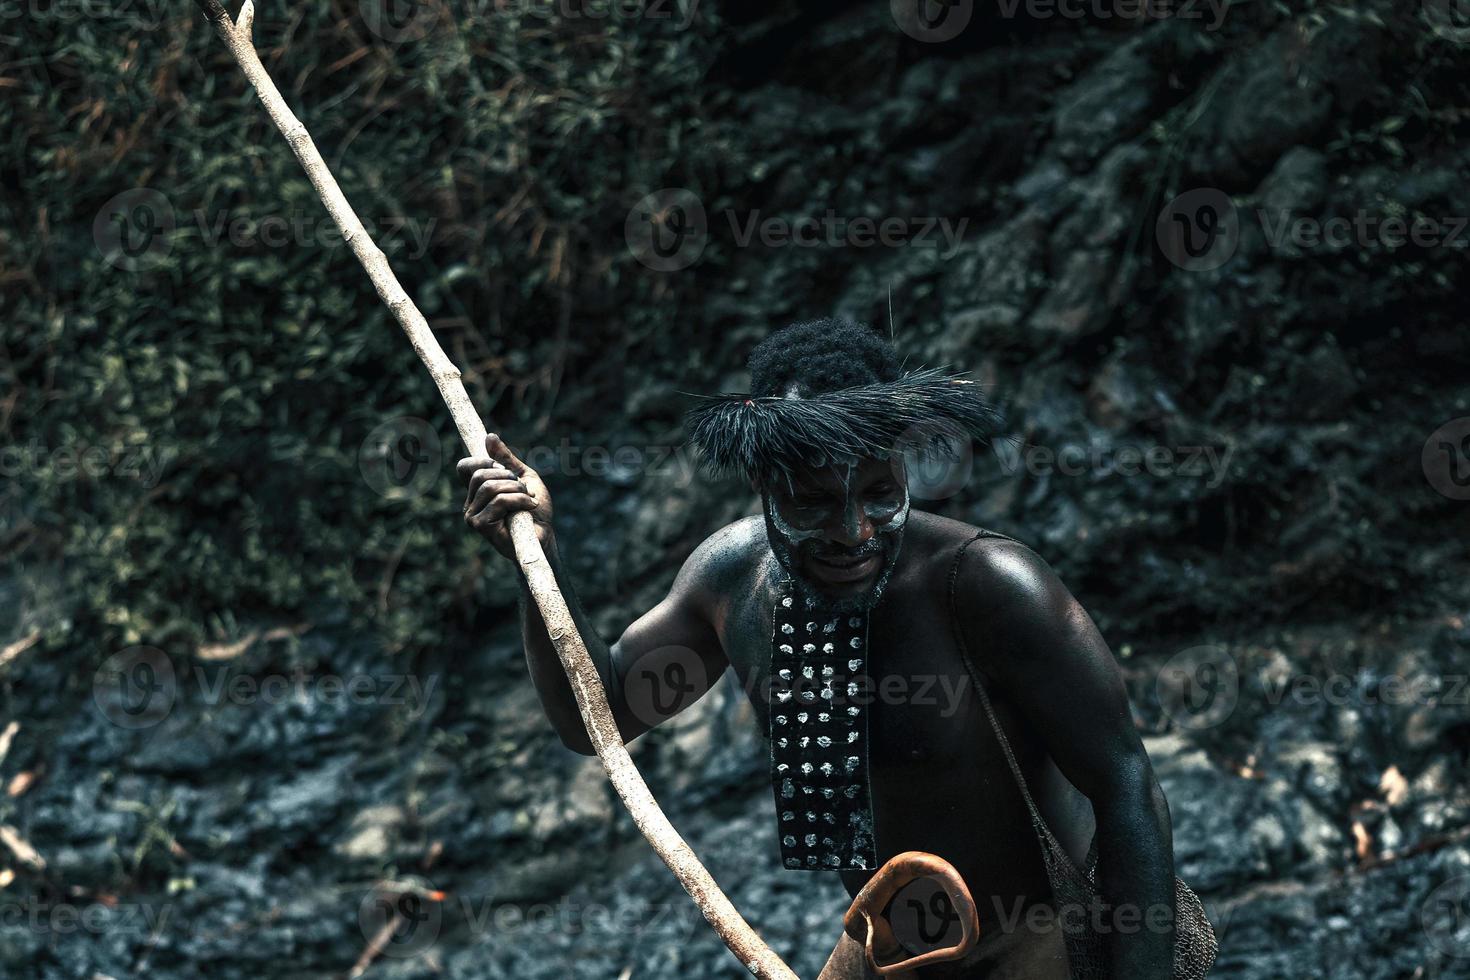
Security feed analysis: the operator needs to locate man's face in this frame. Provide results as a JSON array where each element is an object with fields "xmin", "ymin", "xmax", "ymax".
[{"xmin": 761, "ymin": 454, "xmax": 910, "ymax": 611}]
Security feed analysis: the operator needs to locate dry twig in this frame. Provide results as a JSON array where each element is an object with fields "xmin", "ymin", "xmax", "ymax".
[{"xmin": 185, "ymin": 3, "xmax": 795, "ymax": 975}]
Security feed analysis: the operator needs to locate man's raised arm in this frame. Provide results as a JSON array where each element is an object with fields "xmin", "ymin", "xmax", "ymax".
[
  {"xmin": 460, "ymin": 434, "xmax": 730, "ymax": 754},
  {"xmin": 956, "ymin": 537, "xmax": 1176, "ymax": 980}
]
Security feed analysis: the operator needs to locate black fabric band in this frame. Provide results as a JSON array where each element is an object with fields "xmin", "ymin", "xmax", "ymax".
[{"xmin": 768, "ymin": 580, "xmax": 877, "ymax": 872}]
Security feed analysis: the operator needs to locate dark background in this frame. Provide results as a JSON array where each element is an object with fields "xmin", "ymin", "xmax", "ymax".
[{"xmin": 2, "ymin": 0, "xmax": 1469, "ymax": 976}]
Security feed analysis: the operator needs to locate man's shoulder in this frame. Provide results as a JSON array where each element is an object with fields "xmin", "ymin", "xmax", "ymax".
[
  {"xmin": 683, "ymin": 514, "xmax": 770, "ymax": 592},
  {"xmin": 906, "ymin": 512, "xmax": 1062, "ymax": 617}
]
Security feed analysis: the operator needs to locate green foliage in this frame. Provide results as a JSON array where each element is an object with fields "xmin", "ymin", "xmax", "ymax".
[{"xmin": 0, "ymin": 0, "xmax": 734, "ymax": 655}]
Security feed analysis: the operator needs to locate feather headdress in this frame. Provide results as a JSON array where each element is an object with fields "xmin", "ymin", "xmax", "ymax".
[{"xmin": 684, "ymin": 367, "xmax": 1002, "ymax": 484}]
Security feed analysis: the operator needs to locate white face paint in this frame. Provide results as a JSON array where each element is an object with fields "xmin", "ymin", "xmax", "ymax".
[
  {"xmin": 769, "ymin": 494, "xmax": 827, "ymax": 544},
  {"xmin": 772, "ymin": 458, "xmax": 907, "ymax": 535},
  {"xmin": 763, "ymin": 458, "xmax": 911, "ymax": 613},
  {"xmin": 874, "ymin": 487, "xmax": 910, "ymax": 532}
]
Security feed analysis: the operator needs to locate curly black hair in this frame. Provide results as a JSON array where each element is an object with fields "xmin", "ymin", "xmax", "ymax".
[{"xmin": 748, "ymin": 318, "xmax": 901, "ymax": 398}]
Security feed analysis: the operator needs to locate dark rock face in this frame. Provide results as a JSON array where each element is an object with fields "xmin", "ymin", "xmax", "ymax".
[{"xmin": 4, "ymin": 1, "xmax": 1469, "ymax": 978}]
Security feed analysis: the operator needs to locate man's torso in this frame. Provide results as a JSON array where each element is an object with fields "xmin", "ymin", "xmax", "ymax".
[{"xmin": 707, "ymin": 511, "xmax": 1097, "ymax": 933}]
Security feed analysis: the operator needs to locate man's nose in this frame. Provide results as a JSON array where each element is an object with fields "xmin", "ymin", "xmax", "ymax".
[{"xmin": 827, "ymin": 503, "xmax": 874, "ymax": 548}]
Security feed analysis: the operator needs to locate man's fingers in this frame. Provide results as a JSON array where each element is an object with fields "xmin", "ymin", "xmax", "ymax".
[
  {"xmin": 471, "ymin": 493, "xmax": 539, "ymax": 526},
  {"xmin": 461, "ymin": 437, "xmax": 548, "ymax": 552},
  {"xmin": 466, "ymin": 479, "xmax": 530, "ymax": 514},
  {"xmin": 466, "ymin": 508, "xmax": 511, "ymax": 533},
  {"xmin": 457, "ymin": 456, "xmax": 494, "ymax": 479},
  {"xmin": 461, "ymin": 465, "xmax": 515, "ymax": 511},
  {"xmin": 485, "ymin": 433, "xmax": 530, "ymax": 477},
  {"xmin": 458, "ymin": 458, "xmax": 515, "ymax": 484},
  {"xmin": 468, "ymin": 466, "xmax": 515, "ymax": 495}
]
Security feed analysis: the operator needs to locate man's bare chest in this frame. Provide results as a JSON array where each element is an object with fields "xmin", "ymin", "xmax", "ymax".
[{"xmin": 717, "ymin": 574, "xmax": 988, "ymax": 774}]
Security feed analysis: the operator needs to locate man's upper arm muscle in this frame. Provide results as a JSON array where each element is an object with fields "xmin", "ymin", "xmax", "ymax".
[
  {"xmin": 956, "ymin": 538, "xmax": 1149, "ymax": 804},
  {"xmin": 604, "ymin": 521, "xmax": 746, "ymax": 741}
]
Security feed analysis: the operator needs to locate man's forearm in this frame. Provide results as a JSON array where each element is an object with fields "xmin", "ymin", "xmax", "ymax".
[
  {"xmin": 1092, "ymin": 772, "xmax": 1176, "ymax": 979},
  {"xmin": 515, "ymin": 535, "xmax": 617, "ymax": 754}
]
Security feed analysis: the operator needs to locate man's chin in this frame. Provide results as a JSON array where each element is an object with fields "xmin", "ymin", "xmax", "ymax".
[
  {"xmin": 792, "ymin": 563, "xmax": 887, "ymax": 612},
  {"xmin": 805, "ymin": 575, "xmax": 875, "ymax": 600}
]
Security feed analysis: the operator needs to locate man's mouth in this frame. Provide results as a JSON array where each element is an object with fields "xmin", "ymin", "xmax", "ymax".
[{"xmin": 807, "ymin": 550, "xmax": 882, "ymax": 584}]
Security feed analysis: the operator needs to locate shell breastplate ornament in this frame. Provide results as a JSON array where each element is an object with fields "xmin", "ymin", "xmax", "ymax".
[{"xmin": 768, "ymin": 579, "xmax": 877, "ymax": 872}]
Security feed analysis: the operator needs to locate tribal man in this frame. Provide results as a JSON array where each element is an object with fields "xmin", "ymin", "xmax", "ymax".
[{"xmin": 458, "ymin": 318, "xmax": 1183, "ymax": 978}]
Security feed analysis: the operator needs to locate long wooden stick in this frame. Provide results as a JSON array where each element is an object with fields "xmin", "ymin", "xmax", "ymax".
[{"xmin": 186, "ymin": 3, "xmax": 798, "ymax": 976}]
